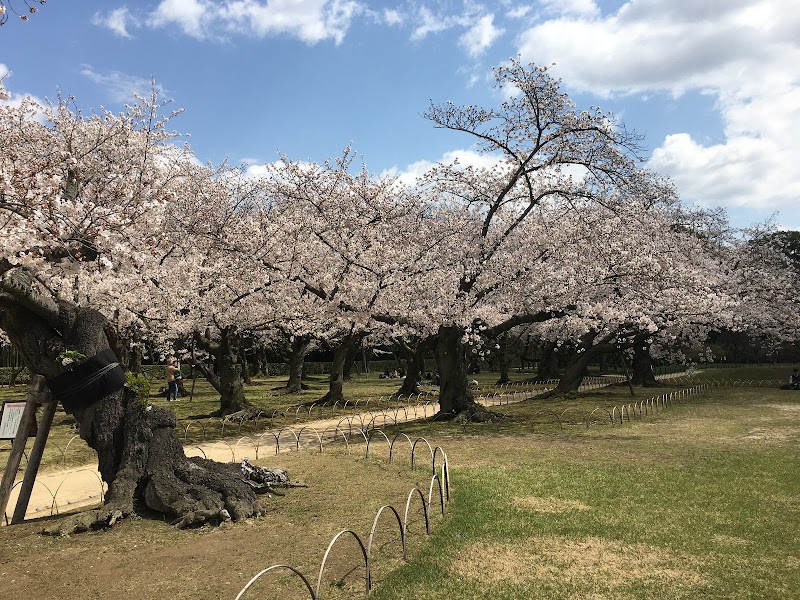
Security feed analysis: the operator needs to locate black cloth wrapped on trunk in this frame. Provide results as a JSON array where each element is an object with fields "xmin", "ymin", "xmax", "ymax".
[{"xmin": 47, "ymin": 348, "xmax": 127, "ymax": 411}]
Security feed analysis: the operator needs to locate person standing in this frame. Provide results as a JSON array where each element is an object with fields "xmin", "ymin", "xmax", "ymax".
[{"xmin": 165, "ymin": 357, "xmax": 180, "ymax": 401}]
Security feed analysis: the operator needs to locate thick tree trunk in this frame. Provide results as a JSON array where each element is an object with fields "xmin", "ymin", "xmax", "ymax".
[
  {"xmin": 550, "ymin": 333, "xmax": 614, "ymax": 395},
  {"xmin": 285, "ymin": 336, "xmax": 309, "ymax": 393},
  {"xmin": 598, "ymin": 352, "xmax": 609, "ymax": 376},
  {"xmin": 251, "ymin": 346, "xmax": 267, "ymax": 378},
  {"xmin": 630, "ymin": 334, "xmax": 660, "ymax": 386},
  {"xmin": 241, "ymin": 351, "xmax": 252, "ymax": 385},
  {"xmin": 194, "ymin": 328, "xmax": 255, "ymax": 417},
  {"xmin": 362, "ymin": 346, "xmax": 371, "ymax": 374},
  {"xmin": 536, "ymin": 342, "xmax": 561, "ymax": 381},
  {"xmin": 395, "ymin": 339, "xmax": 426, "ymax": 397},
  {"xmin": 435, "ymin": 326, "xmax": 491, "ymax": 420},
  {"xmin": 342, "ymin": 338, "xmax": 360, "ymax": 381},
  {"xmin": 215, "ymin": 332, "xmax": 252, "ymax": 416},
  {"xmin": 128, "ymin": 345, "xmax": 143, "ymax": 374},
  {"xmin": 319, "ymin": 336, "xmax": 353, "ymax": 405},
  {"xmin": 0, "ymin": 300, "xmax": 268, "ymax": 534}
]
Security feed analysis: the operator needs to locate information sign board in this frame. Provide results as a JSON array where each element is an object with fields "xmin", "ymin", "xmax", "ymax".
[{"xmin": 0, "ymin": 401, "xmax": 28, "ymax": 440}]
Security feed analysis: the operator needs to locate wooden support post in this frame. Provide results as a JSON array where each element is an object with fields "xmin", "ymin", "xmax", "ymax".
[
  {"xmin": 12, "ymin": 379, "xmax": 56, "ymax": 524},
  {"xmin": 0, "ymin": 377, "xmax": 45, "ymax": 522}
]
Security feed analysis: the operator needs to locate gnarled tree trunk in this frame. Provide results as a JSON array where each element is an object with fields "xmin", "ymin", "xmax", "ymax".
[
  {"xmin": 241, "ymin": 352, "xmax": 253, "ymax": 385},
  {"xmin": 548, "ymin": 331, "xmax": 619, "ymax": 395},
  {"xmin": 342, "ymin": 338, "xmax": 360, "ymax": 381},
  {"xmin": 395, "ymin": 338, "xmax": 428, "ymax": 397},
  {"xmin": 0, "ymin": 293, "xmax": 267, "ymax": 535},
  {"xmin": 550, "ymin": 333, "xmax": 600, "ymax": 395}
]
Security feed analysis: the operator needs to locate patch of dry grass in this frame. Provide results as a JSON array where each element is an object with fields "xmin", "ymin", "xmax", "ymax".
[
  {"xmin": 451, "ymin": 536, "xmax": 707, "ymax": 590},
  {"xmin": 512, "ymin": 496, "xmax": 590, "ymax": 513}
]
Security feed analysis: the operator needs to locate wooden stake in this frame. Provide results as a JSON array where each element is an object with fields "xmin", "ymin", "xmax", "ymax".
[{"xmin": 12, "ymin": 382, "xmax": 56, "ymax": 524}]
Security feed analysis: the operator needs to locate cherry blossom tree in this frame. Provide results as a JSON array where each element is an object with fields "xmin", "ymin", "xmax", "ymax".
[
  {"xmin": 523, "ymin": 200, "xmax": 738, "ymax": 393},
  {"xmin": 260, "ymin": 149, "xmax": 437, "ymax": 404},
  {"xmin": 0, "ymin": 92, "xmax": 285, "ymax": 533},
  {"xmin": 413, "ymin": 58, "xmax": 662, "ymax": 419}
]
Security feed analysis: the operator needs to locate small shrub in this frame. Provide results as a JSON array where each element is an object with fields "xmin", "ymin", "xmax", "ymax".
[{"xmin": 125, "ymin": 371, "xmax": 151, "ymax": 408}]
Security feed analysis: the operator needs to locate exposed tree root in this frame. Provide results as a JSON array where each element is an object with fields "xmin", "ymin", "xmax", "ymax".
[
  {"xmin": 438, "ymin": 401, "xmax": 505, "ymax": 423},
  {"xmin": 42, "ymin": 505, "xmax": 129, "ymax": 535},
  {"xmin": 300, "ymin": 392, "xmax": 344, "ymax": 407},
  {"xmin": 271, "ymin": 383, "xmax": 310, "ymax": 393},
  {"xmin": 41, "ymin": 391, "xmax": 294, "ymax": 537}
]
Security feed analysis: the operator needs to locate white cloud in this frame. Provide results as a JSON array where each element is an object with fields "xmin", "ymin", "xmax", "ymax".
[
  {"xmin": 517, "ymin": 0, "xmax": 800, "ymax": 214},
  {"xmin": 91, "ymin": 7, "xmax": 134, "ymax": 38},
  {"xmin": 410, "ymin": 6, "xmax": 450, "ymax": 41},
  {"xmin": 147, "ymin": 0, "xmax": 361, "ymax": 44},
  {"xmin": 149, "ymin": 0, "xmax": 208, "ymax": 38},
  {"xmin": 81, "ymin": 66, "xmax": 157, "ymax": 103},
  {"xmin": 382, "ymin": 8, "xmax": 404, "ymax": 26},
  {"xmin": 459, "ymin": 14, "xmax": 503, "ymax": 58},
  {"xmin": 506, "ymin": 6, "xmax": 532, "ymax": 19},
  {"xmin": 540, "ymin": 0, "xmax": 600, "ymax": 18}
]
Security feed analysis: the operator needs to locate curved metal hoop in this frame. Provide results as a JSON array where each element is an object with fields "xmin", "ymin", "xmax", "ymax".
[
  {"xmin": 389, "ymin": 433, "xmax": 413, "ymax": 465},
  {"xmin": 233, "ymin": 436, "xmax": 256, "ymax": 462},
  {"xmin": 234, "ymin": 564, "xmax": 315, "ymax": 600},
  {"xmin": 403, "ymin": 487, "xmax": 431, "ymax": 536},
  {"xmin": 321, "ymin": 426, "xmax": 350, "ymax": 453},
  {"xmin": 6, "ymin": 478, "xmax": 57, "ymax": 520},
  {"xmin": 256, "ymin": 431, "xmax": 280, "ymax": 457},
  {"xmin": 433, "ymin": 448, "xmax": 450, "ymax": 501},
  {"xmin": 531, "ymin": 409, "xmax": 562, "ymax": 431},
  {"xmin": 367, "ymin": 504, "xmax": 406, "ymax": 563},
  {"xmin": 427, "ymin": 474, "xmax": 445, "ymax": 517},
  {"xmin": 276, "ymin": 427, "xmax": 300, "ymax": 453},
  {"xmin": 411, "ymin": 437, "xmax": 433, "ymax": 471},
  {"xmin": 51, "ymin": 469, "xmax": 105, "ymax": 515},
  {"xmin": 586, "ymin": 407, "xmax": 613, "ymax": 427},
  {"xmin": 366, "ymin": 429, "xmax": 391, "ymax": 460},
  {"xmin": 297, "ymin": 426, "xmax": 323, "ymax": 453},
  {"xmin": 316, "ymin": 529, "xmax": 370, "ymax": 599}
]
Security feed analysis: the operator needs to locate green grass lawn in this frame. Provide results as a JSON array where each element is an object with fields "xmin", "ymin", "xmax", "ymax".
[{"xmin": 368, "ymin": 374, "xmax": 800, "ymax": 599}]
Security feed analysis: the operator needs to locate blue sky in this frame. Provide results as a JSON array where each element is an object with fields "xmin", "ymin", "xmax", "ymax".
[{"xmin": 1, "ymin": 0, "xmax": 798, "ymax": 230}]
